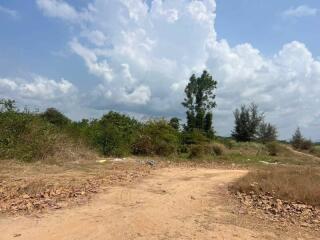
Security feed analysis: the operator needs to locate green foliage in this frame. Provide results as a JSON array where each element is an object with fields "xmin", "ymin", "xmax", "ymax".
[
  {"xmin": 310, "ymin": 146, "xmax": 320, "ymax": 157},
  {"xmin": 257, "ymin": 122, "xmax": 277, "ymax": 143},
  {"xmin": 232, "ymin": 103, "xmax": 277, "ymax": 143},
  {"xmin": 41, "ymin": 108, "xmax": 71, "ymax": 127},
  {"xmin": 91, "ymin": 111, "xmax": 140, "ymax": 157},
  {"xmin": 210, "ymin": 143, "xmax": 226, "ymax": 156},
  {"xmin": 291, "ymin": 127, "xmax": 313, "ymax": 150},
  {"xmin": 169, "ymin": 117, "xmax": 180, "ymax": 131},
  {"xmin": 182, "ymin": 129, "xmax": 209, "ymax": 145},
  {"xmin": 291, "ymin": 127, "xmax": 303, "ymax": 149},
  {"xmin": 188, "ymin": 142, "xmax": 225, "ymax": 159},
  {"xmin": 232, "ymin": 103, "xmax": 263, "ymax": 142},
  {"xmin": 133, "ymin": 119, "xmax": 180, "ymax": 156},
  {"xmin": 182, "ymin": 70, "xmax": 217, "ymax": 136},
  {"xmin": 0, "ymin": 110, "xmax": 60, "ymax": 161},
  {"xmin": 266, "ymin": 141, "xmax": 281, "ymax": 156},
  {"xmin": 216, "ymin": 137, "xmax": 236, "ymax": 149},
  {"xmin": 188, "ymin": 144, "xmax": 205, "ymax": 159}
]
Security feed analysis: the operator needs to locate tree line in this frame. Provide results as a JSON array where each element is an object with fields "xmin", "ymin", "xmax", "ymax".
[{"xmin": 0, "ymin": 70, "xmax": 315, "ymax": 161}]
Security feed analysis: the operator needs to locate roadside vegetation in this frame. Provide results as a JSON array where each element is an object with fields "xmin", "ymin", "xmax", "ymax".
[
  {"xmin": 0, "ymin": 70, "xmax": 319, "ymax": 165},
  {"xmin": 231, "ymin": 166, "xmax": 320, "ymax": 206}
]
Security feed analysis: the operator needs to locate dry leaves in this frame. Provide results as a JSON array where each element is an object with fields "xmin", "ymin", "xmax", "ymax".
[
  {"xmin": 0, "ymin": 166, "xmax": 150, "ymax": 216},
  {"xmin": 235, "ymin": 191, "xmax": 320, "ymax": 230}
]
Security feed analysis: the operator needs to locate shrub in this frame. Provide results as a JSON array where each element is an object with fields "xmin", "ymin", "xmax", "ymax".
[
  {"xmin": 310, "ymin": 146, "xmax": 320, "ymax": 157},
  {"xmin": 188, "ymin": 145, "xmax": 205, "ymax": 159},
  {"xmin": 182, "ymin": 129, "xmax": 209, "ymax": 145},
  {"xmin": 188, "ymin": 143, "xmax": 225, "ymax": 159},
  {"xmin": 133, "ymin": 119, "xmax": 180, "ymax": 156},
  {"xmin": 219, "ymin": 139, "xmax": 236, "ymax": 149},
  {"xmin": 290, "ymin": 127, "xmax": 313, "ymax": 151},
  {"xmin": 90, "ymin": 112, "xmax": 140, "ymax": 157},
  {"xmin": 0, "ymin": 111, "xmax": 81, "ymax": 162},
  {"xmin": 40, "ymin": 108, "xmax": 71, "ymax": 127},
  {"xmin": 266, "ymin": 141, "xmax": 280, "ymax": 156},
  {"xmin": 210, "ymin": 143, "xmax": 226, "ymax": 156},
  {"xmin": 300, "ymin": 139, "xmax": 313, "ymax": 151},
  {"xmin": 257, "ymin": 122, "xmax": 277, "ymax": 143},
  {"xmin": 0, "ymin": 100, "xmax": 96, "ymax": 162}
]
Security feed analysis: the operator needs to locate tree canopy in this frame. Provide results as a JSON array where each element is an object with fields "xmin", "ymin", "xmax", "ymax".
[{"xmin": 182, "ymin": 70, "xmax": 217, "ymax": 138}]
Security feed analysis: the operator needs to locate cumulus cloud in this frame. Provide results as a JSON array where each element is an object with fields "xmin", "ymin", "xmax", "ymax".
[
  {"xmin": 0, "ymin": 5, "xmax": 19, "ymax": 18},
  {"xmin": 283, "ymin": 5, "xmax": 318, "ymax": 18},
  {"xmin": 0, "ymin": 76, "xmax": 76, "ymax": 101},
  {"xmin": 36, "ymin": 0, "xmax": 92, "ymax": 22},
  {"xmin": 34, "ymin": 0, "xmax": 320, "ymax": 139}
]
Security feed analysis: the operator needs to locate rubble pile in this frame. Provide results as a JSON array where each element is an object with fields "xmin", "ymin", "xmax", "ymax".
[
  {"xmin": 235, "ymin": 191, "xmax": 320, "ymax": 230},
  {"xmin": 0, "ymin": 168, "xmax": 150, "ymax": 215}
]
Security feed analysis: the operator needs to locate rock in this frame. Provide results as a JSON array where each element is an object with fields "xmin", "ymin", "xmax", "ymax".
[
  {"xmin": 146, "ymin": 160, "xmax": 156, "ymax": 167},
  {"xmin": 22, "ymin": 194, "xmax": 30, "ymax": 199}
]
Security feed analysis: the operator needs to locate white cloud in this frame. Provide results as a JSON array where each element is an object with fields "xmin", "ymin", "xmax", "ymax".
[
  {"xmin": 0, "ymin": 78, "xmax": 18, "ymax": 91},
  {"xmin": 69, "ymin": 38, "xmax": 113, "ymax": 82},
  {"xmin": 0, "ymin": 5, "xmax": 18, "ymax": 18},
  {"xmin": 36, "ymin": 0, "xmax": 92, "ymax": 22},
  {"xmin": 81, "ymin": 30, "xmax": 107, "ymax": 46},
  {"xmin": 0, "ymin": 76, "xmax": 76, "ymax": 101},
  {"xmin": 151, "ymin": 0, "xmax": 179, "ymax": 23},
  {"xmin": 283, "ymin": 5, "xmax": 318, "ymax": 18},
  {"xmin": 34, "ymin": 0, "xmax": 320, "ymax": 139}
]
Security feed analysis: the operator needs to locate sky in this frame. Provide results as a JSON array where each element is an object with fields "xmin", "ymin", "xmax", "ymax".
[{"xmin": 0, "ymin": 0, "xmax": 319, "ymax": 140}]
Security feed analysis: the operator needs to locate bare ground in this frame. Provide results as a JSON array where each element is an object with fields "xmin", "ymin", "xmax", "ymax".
[{"xmin": 0, "ymin": 167, "xmax": 318, "ymax": 240}]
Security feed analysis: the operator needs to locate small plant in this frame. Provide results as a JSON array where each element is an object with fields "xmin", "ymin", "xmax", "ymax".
[
  {"xmin": 188, "ymin": 144, "xmax": 205, "ymax": 159},
  {"xmin": 291, "ymin": 127, "xmax": 313, "ymax": 151},
  {"xmin": 266, "ymin": 141, "xmax": 280, "ymax": 156},
  {"xmin": 210, "ymin": 143, "xmax": 226, "ymax": 156}
]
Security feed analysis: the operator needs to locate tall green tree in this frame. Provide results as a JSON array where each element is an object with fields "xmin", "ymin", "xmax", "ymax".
[
  {"xmin": 232, "ymin": 103, "xmax": 264, "ymax": 142},
  {"xmin": 182, "ymin": 70, "xmax": 217, "ymax": 137}
]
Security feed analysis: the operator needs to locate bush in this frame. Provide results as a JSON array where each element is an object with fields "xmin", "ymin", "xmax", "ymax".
[
  {"xmin": 0, "ymin": 100, "xmax": 96, "ymax": 162},
  {"xmin": 219, "ymin": 138, "xmax": 236, "ymax": 149},
  {"xmin": 300, "ymin": 139, "xmax": 313, "ymax": 151},
  {"xmin": 188, "ymin": 145, "xmax": 205, "ymax": 159},
  {"xmin": 310, "ymin": 146, "xmax": 320, "ymax": 157},
  {"xmin": 133, "ymin": 120, "xmax": 180, "ymax": 156},
  {"xmin": 40, "ymin": 108, "xmax": 71, "ymax": 127},
  {"xmin": 182, "ymin": 129, "xmax": 209, "ymax": 145},
  {"xmin": 0, "ymin": 111, "xmax": 82, "ymax": 162},
  {"xmin": 188, "ymin": 142, "xmax": 225, "ymax": 159},
  {"xmin": 266, "ymin": 141, "xmax": 280, "ymax": 156},
  {"xmin": 210, "ymin": 143, "xmax": 226, "ymax": 156},
  {"xmin": 90, "ymin": 112, "xmax": 140, "ymax": 157}
]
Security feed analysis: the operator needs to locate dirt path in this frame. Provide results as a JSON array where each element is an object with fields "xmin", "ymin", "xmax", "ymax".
[
  {"xmin": 285, "ymin": 145, "xmax": 320, "ymax": 161},
  {"xmin": 0, "ymin": 168, "xmax": 317, "ymax": 240}
]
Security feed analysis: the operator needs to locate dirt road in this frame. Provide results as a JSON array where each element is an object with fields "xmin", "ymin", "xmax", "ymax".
[{"xmin": 0, "ymin": 168, "xmax": 317, "ymax": 240}]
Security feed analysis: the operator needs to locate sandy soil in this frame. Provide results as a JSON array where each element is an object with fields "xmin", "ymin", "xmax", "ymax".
[{"xmin": 0, "ymin": 168, "xmax": 318, "ymax": 240}]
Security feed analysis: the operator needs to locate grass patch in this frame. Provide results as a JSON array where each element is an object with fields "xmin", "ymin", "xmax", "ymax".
[
  {"xmin": 311, "ymin": 145, "xmax": 320, "ymax": 158},
  {"xmin": 231, "ymin": 166, "xmax": 320, "ymax": 206}
]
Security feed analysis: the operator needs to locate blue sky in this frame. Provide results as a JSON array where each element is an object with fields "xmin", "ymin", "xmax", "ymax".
[{"xmin": 0, "ymin": 0, "xmax": 319, "ymax": 140}]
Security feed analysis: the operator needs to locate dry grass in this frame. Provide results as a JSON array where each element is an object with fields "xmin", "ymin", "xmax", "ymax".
[
  {"xmin": 310, "ymin": 145, "xmax": 320, "ymax": 158},
  {"xmin": 231, "ymin": 166, "xmax": 320, "ymax": 206}
]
